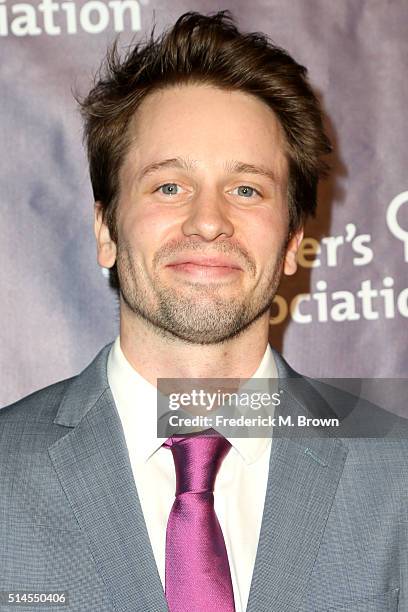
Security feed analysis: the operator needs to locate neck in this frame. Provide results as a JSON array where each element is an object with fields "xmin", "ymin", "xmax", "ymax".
[{"xmin": 119, "ymin": 305, "xmax": 271, "ymax": 387}]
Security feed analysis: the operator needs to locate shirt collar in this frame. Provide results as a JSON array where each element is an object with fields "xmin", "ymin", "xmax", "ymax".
[{"xmin": 107, "ymin": 336, "xmax": 277, "ymax": 465}]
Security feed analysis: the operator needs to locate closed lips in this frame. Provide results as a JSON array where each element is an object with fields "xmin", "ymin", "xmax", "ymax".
[{"xmin": 167, "ymin": 257, "xmax": 242, "ymax": 269}]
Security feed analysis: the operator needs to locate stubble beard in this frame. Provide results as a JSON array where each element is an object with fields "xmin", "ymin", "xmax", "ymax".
[{"xmin": 116, "ymin": 240, "xmax": 287, "ymax": 345}]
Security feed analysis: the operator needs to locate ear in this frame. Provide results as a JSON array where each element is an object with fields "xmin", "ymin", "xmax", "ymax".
[
  {"xmin": 94, "ymin": 202, "xmax": 117, "ymax": 268},
  {"xmin": 283, "ymin": 228, "xmax": 304, "ymax": 276}
]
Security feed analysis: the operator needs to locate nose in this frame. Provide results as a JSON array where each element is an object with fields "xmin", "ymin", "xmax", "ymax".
[{"xmin": 181, "ymin": 189, "xmax": 234, "ymax": 241}]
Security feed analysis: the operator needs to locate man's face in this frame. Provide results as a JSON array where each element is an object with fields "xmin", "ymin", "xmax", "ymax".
[{"xmin": 95, "ymin": 84, "xmax": 303, "ymax": 344}]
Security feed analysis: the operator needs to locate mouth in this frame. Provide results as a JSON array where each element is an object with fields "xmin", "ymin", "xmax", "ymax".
[{"xmin": 165, "ymin": 256, "xmax": 243, "ymax": 279}]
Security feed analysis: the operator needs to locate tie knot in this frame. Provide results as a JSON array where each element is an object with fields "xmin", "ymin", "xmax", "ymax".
[{"xmin": 164, "ymin": 429, "xmax": 231, "ymax": 495}]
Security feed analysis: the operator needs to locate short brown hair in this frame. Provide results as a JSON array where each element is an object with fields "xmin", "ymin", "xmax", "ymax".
[{"xmin": 79, "ymin": 10, "xmax": 331, "ymax": 289}]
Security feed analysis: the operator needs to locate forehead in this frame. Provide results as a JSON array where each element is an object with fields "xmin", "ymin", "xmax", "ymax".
[{"xmin": 122, "ymin": 83, "xmax": 288, "ymax": 180}]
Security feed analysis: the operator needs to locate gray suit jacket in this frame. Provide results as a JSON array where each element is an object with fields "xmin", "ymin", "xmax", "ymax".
[{"xmin": 0, "ymin": 344, "xmax": 406, "ymax": 611}]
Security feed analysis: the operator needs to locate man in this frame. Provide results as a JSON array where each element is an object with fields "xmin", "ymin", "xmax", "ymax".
[{"xmin": 0, "ymin": 11, "xmax": 406, "ymax": 612}]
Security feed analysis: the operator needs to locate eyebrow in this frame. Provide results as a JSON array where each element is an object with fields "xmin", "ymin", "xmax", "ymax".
[
  {"xmin": 224, "ymin": 160, "xmax": 277, "ymax": 184},
  {"xmin": 137, "ymin": 157, "xmax": 278, "ymax": 184},
  {"xmin": 138, "ymin": 158, "xmax": 196, "ymax": 180}
]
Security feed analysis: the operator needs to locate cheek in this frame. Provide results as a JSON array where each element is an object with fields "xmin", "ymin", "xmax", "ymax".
[
  {"xmin": 244, "ymin": 210, "xmax": 289, "ymax": 259},
  {"xmin": 119, "ymin": 206, "xmax": 178, "ymax": 264}
]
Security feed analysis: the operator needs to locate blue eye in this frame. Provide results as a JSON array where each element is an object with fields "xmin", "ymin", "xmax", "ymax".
[
  {"xmin": 232, "ymin": 186, "xmax": 259, "ymax": 197},
  {"xmin": 158, "ymin": 183, "xmax": 180, "ymax": 195}
]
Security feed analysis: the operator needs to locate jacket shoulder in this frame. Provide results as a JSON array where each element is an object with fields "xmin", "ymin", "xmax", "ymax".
[
  {"xmin": 0, "ymin": 343, "xmax": 112, "ymax": 453},
  {"xmin": 0, "ymin": 377, "xmax": 74, "ymax": 425}
]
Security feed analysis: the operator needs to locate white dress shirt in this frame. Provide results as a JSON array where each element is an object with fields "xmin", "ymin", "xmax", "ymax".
[{"xmin": 107, "ymin": 337, "xmax": 277, "ymax": 612}]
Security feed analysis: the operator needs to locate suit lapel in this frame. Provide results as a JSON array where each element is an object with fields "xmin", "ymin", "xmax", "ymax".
[
  {"xmin": 246, "ymin": 351, "xmax": 349, "ymax": 612},
  {"xmin": 48, "ymin": 345, "xmax": 168, "ymax": 612}
]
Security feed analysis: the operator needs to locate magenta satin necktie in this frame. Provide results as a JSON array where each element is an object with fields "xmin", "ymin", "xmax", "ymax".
[{"xmin": 163, "ymin": 430, "xmax": 236, "ymax": 612}]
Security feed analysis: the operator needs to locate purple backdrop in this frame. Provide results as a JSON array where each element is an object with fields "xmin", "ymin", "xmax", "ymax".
[{"xmin": 1, "ymin": 0, "xmax": 407, "ymax": 406}]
